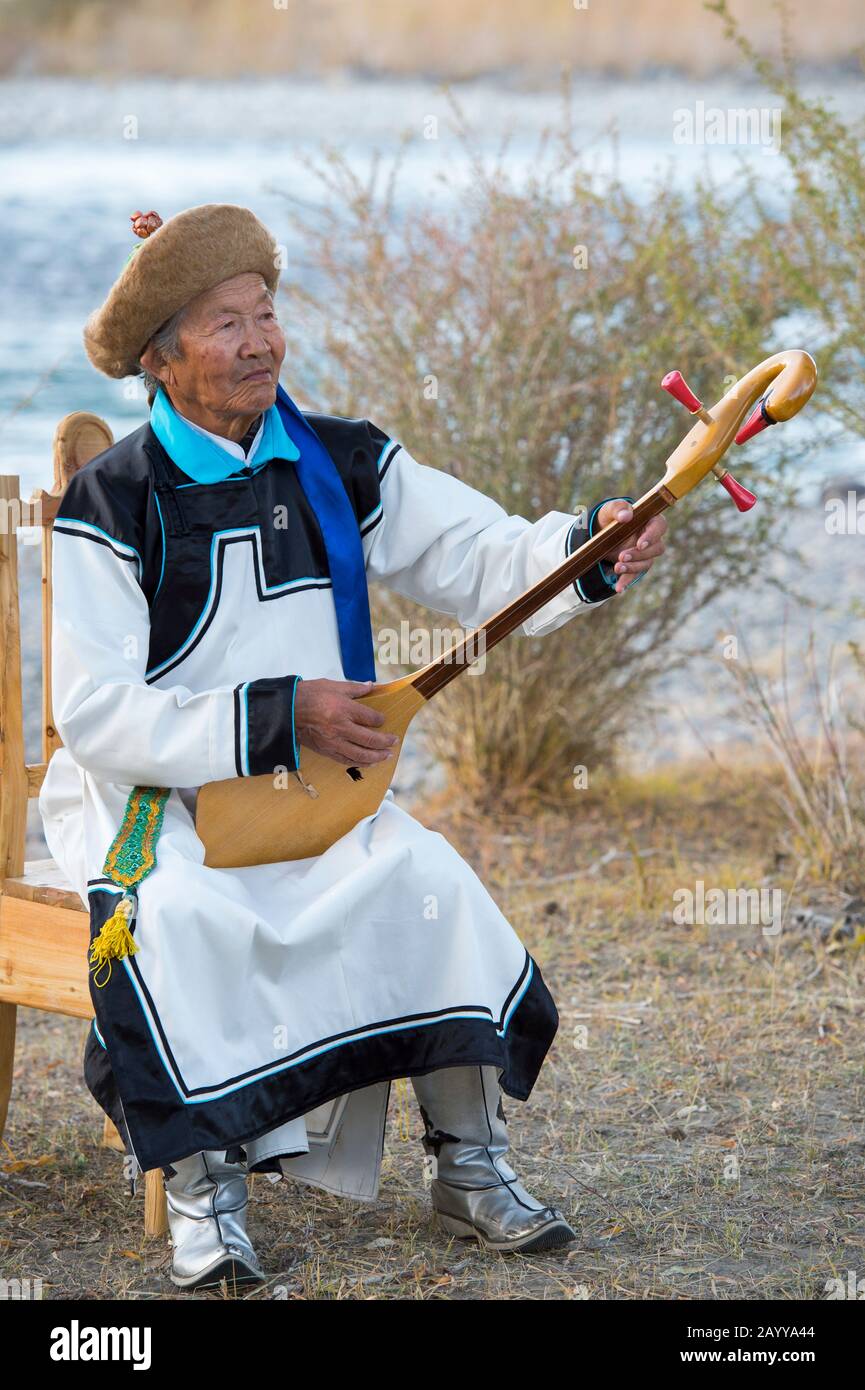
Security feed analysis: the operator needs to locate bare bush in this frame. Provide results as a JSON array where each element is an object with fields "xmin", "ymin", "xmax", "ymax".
[{"xmin": 278, "ymin": 103, "xmax": 798, "ymax": 806}]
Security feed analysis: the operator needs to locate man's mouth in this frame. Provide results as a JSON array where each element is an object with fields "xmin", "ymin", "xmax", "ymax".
[{"xmin": 243, "ymin": 368, "xmax": 273, "ymax": 383}]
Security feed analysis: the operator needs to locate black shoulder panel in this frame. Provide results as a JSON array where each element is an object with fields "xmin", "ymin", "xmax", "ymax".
[
  {"xmin": 52, "ymin": 422, "xmax": 162, "ymax": 595},
  {"xmin": 53, "ymin": 423, "xmax": 152, "ymax": 542}
]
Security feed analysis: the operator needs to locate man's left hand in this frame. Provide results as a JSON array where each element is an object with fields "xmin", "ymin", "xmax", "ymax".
[{"xmin": 595, "ymin": 499, "xmax": 667, "ymax": 594}]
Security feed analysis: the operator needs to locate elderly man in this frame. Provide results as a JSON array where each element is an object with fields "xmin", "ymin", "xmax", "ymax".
[{"xmin": 40, "ymin": 204, "xmax": 666, "ymax": 1290}]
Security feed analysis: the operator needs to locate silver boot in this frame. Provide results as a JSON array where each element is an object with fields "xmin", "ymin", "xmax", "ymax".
[
  {"xmin": 163, "ymin": 1149, "xmax": 265, "ymax": 1290},
  {"xmin": 411, "ymin": 1065, "xmax": 576, "ymax": 1254}
]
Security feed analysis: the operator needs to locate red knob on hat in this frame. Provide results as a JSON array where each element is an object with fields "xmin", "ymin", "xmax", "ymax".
[
  {"xmin": 131, "ymin": 210, "xmax": 163, "ymax": 240},
  {"xmin": 718, "ymin": 471, "xmax": 757, "ymax": 511},
  {"xmin": 661, "ymin": 370, "xmax": 704, "ymax": 414}
]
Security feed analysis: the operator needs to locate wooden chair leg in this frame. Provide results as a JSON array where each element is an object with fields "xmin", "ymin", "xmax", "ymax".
[
  {"xmin": 91, "ymin": 1080, "xmax": 167, "ymax": 1238},
  {"xmin": 0, "ymin": 1002, "xmax": 16, "ymax": 1145},
  {"xmin": 101, "ymin": 1114, "xmax": 126, "ymax": 1152},
  {"xmin": 144, "ymin": 1168, "xmax": 168, "ymax": 1238}
]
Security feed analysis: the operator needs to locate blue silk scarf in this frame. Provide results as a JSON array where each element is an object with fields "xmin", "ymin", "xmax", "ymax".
[
  {"xmin": 150, "ymin": 384, "xmax": 376, "ymax": 681},
  {"xmin": 274, "ymin": 384, "xmax": 375, "ymax": 682}
]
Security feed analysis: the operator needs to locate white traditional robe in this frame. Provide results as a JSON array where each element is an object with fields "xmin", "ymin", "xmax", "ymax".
[{"xmin": 38, "ymin": 400, "xmax": 618, "ymax": 1195}]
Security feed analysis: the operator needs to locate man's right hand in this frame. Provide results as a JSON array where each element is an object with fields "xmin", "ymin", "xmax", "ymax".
[{"xmin": 293, "ymin": 679, "xmax": 399, "ymax": 767}]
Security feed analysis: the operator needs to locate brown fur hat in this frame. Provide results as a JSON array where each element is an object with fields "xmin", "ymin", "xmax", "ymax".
[{"xmin": 83, "ymin": 204, "xmax": 281, "ymax": 378}]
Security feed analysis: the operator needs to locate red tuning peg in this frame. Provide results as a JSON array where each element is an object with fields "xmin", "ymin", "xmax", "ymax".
[
  {"xmin": 716, "ymin": 470, "xmax": 757, "ymax": 511},
  {"xmin": 735, "ymin": 397, "xmax": 775, "ymax": 445},
  {"xmin": 661, "ymin": 370, "xmax": 714, "ymax": 424},
  {"xmin": 662, "ymin": 370, "xmax": 703, "ymax": 413}
]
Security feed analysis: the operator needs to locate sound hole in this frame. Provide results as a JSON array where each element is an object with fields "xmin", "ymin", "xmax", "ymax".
[{"xmin": 346, "ymin": 766, "xmax": 363, "ymax": 782}]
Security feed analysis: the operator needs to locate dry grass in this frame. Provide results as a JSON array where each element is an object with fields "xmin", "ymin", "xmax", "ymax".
[
  {"xmin": 2, "ymin": 0, "xmax": 864, "ymax": 78},
  {"xmin": 2, "ymin": 759, "xmax": 863, "ymax": 1300},
  {"xmin": 728, "ymin": 637, "xmax": 865, "ymax": 893}
]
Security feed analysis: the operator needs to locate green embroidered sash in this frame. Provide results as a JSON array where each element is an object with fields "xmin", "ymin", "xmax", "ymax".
[{"xmin": 90, "ymin": 785, "xmax": 170, "ymax": 987}]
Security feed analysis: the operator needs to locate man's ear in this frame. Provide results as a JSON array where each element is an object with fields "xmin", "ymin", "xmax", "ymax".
[{"xmin": 140, "ymin": 340, "xmax": 169, "ymax": 385}]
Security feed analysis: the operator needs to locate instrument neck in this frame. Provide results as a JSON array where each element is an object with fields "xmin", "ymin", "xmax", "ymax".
[{"xmin": 413, "ymin": 484, "xmax": 675, "ymax": 701}]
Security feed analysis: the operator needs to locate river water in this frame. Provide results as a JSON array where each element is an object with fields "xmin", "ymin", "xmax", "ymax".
[{"xmin": 2, "ymin": 73, "xmax": 865, "ymax": 494}]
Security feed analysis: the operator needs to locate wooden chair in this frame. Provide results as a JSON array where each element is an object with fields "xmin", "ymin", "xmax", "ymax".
[{"xmin": 0, "ymin": 412, "xmax": 167, "ymax": 1238}]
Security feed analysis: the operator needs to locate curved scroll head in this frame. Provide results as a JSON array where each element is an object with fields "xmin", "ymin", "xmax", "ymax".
[{"xmin": 660, "ymin": 350, "xmax": 818, "ymax": 501}]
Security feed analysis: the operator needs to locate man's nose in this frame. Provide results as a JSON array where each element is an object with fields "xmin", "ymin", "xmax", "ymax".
[{"xmin": 238, "ymin": 319, "xmax": 272, "ymax": 356}]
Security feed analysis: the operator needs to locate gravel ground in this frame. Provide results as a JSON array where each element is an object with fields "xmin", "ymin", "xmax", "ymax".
[{"xmin": 2, "ymin": 774, "xmax": 863, "ymax": 1300}]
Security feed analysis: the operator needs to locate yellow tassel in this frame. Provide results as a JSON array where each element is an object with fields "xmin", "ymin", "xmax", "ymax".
[{"xmin": 90, "ymin": 895, "xmax": 139, "ymax": 988}]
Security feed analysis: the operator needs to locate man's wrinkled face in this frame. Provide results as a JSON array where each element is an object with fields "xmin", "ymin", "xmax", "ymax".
[{"xmin": 160, "ymin": 271, "xmax": 285, "ymax": 421}]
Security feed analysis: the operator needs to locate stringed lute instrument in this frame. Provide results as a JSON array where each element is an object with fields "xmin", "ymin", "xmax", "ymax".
[{"xmin": 196, "ymin": 349, "xmax": 817, "ymax": 868}]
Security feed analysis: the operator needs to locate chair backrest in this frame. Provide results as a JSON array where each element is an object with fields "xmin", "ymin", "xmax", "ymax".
[{"xmin": 0, "ymin": 413, "xmax": 114, "ymax": 880}]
